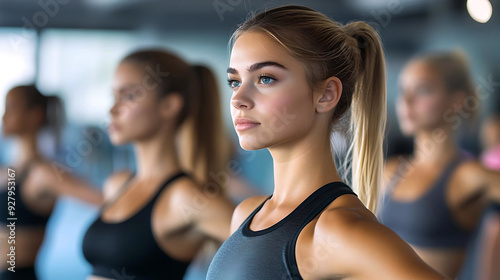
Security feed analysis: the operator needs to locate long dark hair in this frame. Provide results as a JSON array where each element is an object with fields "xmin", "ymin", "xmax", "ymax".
[{"xmin": 11, "ymin": 85, "xmax": 65, "ymax": 148}]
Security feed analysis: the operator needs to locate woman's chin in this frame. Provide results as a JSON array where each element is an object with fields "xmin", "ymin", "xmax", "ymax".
[
  {"xmin": 238, "ymin": 139, "xmax": 266, "ymax": 151},
  {"xmin": 109, "ymin": 135, "xmax": 129, "ymax": 146},
  {"xmin": 398, "ymin": 124, "xmax": 417, "ymax": 137}
]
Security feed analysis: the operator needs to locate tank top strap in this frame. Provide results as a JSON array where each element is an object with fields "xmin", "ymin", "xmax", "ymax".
[
  {"xmin": 101, "ymin": 171, "xmax": 136, "ymax": 212},
  {"xmin": 286, "ymin": 182, "xmax": 356, "ymax": 227},
  {"xmin": 433, "ymin": 153, "xmax": 467, "ymax": 192},
  {"xmin": 149, "ymin": 171, "xmax": 189, "ymax": 204},
  {"xmin": 299, "ymin": 182, "xmax": 355, "ymax": 226},
  {"xmin": 240, "ymin": 195, "xmax": 273, "ymax": 230},
  {"xmin": 285, "ymin": 182, "xmax": 356, "ymax": 278}
]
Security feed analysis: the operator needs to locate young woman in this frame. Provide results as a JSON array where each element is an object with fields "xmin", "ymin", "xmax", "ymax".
[
  {"xmin": 81, "ymin": 50, "xmax": 235, "ymax": 280},
  {"xmin": 0, "ymin": 85, "xmax": 103, "ymax": 280},
  {"xmin": 378, "ymin": 51, "xmax": 500, "ymax": 278},
  {"xmin": 207, "ymin": 5, "xmax": 448, "ymax": 280}
]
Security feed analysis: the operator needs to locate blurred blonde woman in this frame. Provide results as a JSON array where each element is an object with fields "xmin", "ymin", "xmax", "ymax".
[{"xmin": 379, "ymin": 51, "xmax": 500, "ymax": 278}]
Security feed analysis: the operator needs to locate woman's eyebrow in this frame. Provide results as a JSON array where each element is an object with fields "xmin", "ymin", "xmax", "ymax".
[
  {"xmin": 227, "ymin": 61, "xmax": 288, "ymax": 74},
  {"xmin": 112, "ymin": 84, "xmax": 139, "ymax": 92}
]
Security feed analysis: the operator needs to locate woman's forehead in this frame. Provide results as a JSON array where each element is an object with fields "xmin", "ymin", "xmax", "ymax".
[{"xmin": 230, "ymin": 32, "xmax": 303, "ymax": 75}]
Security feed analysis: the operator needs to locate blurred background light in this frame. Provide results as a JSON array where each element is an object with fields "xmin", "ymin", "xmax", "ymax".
[{"xmin": 467, "ymin": 0, "xmax": 493, "ymax": 23}]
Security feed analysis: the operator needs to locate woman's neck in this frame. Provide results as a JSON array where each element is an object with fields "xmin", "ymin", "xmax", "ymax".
[
  {"xmin": 15, "ymin": 133, "xmax": 42, "ymax": 168},
  {"xmin": 413, "ymin": 128, "xmax": 459, "ymax": 165},
  {"xmin": 133, "ymin": 133, "xmax": 181, "ymax": 180},
  {"xmin": 269, "ymin": 130, "xmax": 342, "ymax": 206}
]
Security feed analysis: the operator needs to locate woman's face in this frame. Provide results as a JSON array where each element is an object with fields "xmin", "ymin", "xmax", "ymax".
[
  {"xmin": 2, "ymin": 90, "xmax": 30, "ymax": 136},
  {"xmin": 228, "ymin": 31, "xmax": 318, "ymax": 151},
  {"xmin": 396, "ymin": 60, "xmax": 452, "ymax": 136},
  {"xmin": 109, "ymin": 62, "xmax": 164, "ymax": 145}
]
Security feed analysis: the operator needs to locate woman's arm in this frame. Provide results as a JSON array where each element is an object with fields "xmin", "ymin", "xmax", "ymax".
[
  {"xmin": 459, "ymin": 161, "xmax": 500, "ymax": 205},
  {"xmin": 307, "ymin": 197, "xmax": 449, "ymax": 280},
  {"xmin": 28, "ymin": 162, "xmax": 104, "ymax": 205}
]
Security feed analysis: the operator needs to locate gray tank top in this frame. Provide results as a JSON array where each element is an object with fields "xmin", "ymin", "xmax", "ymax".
[{"xmin": 207, "ymin": 182, "xmax": 356, "ymax": 280}]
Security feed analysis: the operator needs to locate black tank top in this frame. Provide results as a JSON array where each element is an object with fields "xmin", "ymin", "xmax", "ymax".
[
  {"xmin": 82, "ymin": 172, "xmax": 190, "ymax": 280},
  {"xmin": 0, "ymin": 164, "xmax": 50, "ymax": 227},
  {"xmin": 207, "ymin": 181, "xmax": 356, "ymax": 280}
]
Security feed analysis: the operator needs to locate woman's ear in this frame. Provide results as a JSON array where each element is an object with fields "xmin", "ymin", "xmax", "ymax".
[
  {"xmin": 316, "ymin": 76, "xmax": 342, "ymax": 114},
  {"xmin": 159, "ymin": 93, "xmax": 184, "ymax": 121}
]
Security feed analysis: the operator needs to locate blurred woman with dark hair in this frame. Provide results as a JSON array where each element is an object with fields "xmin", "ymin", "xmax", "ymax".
[{"xmin": 0, "ymin": 85, "xmax": 103, "ymax": 280}]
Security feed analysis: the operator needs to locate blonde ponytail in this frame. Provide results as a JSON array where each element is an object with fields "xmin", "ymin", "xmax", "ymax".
[{"xmin": 344, "ymin": 22, "xmax": 387, "ymax": 213}]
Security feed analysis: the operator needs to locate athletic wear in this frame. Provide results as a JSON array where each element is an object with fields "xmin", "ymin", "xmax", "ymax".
[
  {"xmin": 82, "ymin": 172, "xmax": 190, "ymax": 280},
  {"xmin": 207, "ymin": 182, "xmax": 356, "ymax": 280},
  {"xmin": 0, "ymin": 165, "xmax": 49, "ymax": 227},
  {"xmin": 378, "ymin": 154, "xmax": 472, "ymax": 248}
]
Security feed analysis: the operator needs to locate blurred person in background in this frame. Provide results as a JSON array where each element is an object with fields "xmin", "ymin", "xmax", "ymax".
[
  {"xmin": 379, "ymin": 50, "xmax": 500, "ymax": 278},
  {"xmin": 458, "ymin": 202, "xmax": 500, "ymax": 280},
  {"xmin": 0, "ymin": 85, "xmax": 103, "ymax": 280},
  {"xmin": 481, "ymin": 111, "xmax": 500, "ymax": 171},
  {"xmin": 82, "ymin": 49, "xmax": 235, "ymax": 280}
]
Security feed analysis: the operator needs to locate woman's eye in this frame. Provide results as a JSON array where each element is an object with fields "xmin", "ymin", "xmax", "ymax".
[
  {"xmin": 416, "ymin": 85, "xmax": 432, "ymax": 95},
  {"xmin": 259, "ymin": 76, "xmax": 275, "ymax": 85},
  {"xmin": 228, "ymin": 79, "xmax": 241, "ymax": 88},
  {"xmin": 120, "ymin": 91, "xmax": 141, "ymax": 102},
  {"xmin": 123, "ymin": 94, "xmax": 136, "ymax": 101}
]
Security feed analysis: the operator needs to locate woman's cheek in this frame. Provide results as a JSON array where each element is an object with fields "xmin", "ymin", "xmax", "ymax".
[
  {"xmin": 123, "ymin": 103, "xmax": 147, "ymax": 121},
  {"xmin": 415, "ymin": 97, "xmax": 443, "ymax": 125},
  {"xmin": 262, "ymin": 96, "xmax": 293, "ymax": 131}
]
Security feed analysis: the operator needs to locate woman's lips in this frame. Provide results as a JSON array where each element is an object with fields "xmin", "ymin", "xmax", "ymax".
[
  {"xmin": 235, "ymin": 118, "xmax": 260, "ymax": 131},
  {"xmin": 236, "ymin": 123, "xmax": 260, "ymax": 131}
]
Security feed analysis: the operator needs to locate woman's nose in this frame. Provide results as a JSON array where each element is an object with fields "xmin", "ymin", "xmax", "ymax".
[{"xmin": 231, "ymin": 84, "xmax": 253, "ymax": 110}]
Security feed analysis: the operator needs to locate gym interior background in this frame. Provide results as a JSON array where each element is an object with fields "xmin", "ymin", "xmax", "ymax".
[{"xmin": 0, "ymin": 0, "xmax": 499, "ymax": 279}]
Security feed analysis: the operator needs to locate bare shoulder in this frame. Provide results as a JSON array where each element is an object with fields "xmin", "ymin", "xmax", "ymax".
[
  {"xmin": 454, "ymin": 159, "xmax": 493, "ymax": 192},
  {"xmin": 316, "ymin": 194, "xmax": 378, "ymax": 239},
  {"xmin": 313, "ymin": 197, "xmax": 445, "ymax": 279},
  {"xmin": 230, "ymin": 195, "xmax": 269, "ymax": 234},
  {"xmin": 456, "ymin": 159, "xmax": 487, "ymax": 182},
  {"xmin": 103, "ymin": 170, "xmax": 134, "ymax": 201},
  {"xmin": 454, "ymin": 159, "xmax": 500, "ymax": 200},
  {"xmin": 155, "ymin": 174, "xmax": 228, "ymax": 211},
  {"xmin": 24, "ymin": 161, "xmax": 60, "ymax": 192},
  {"xmin": 160, "ymin": 175, "xmax": 203, "ymax": 204}
]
